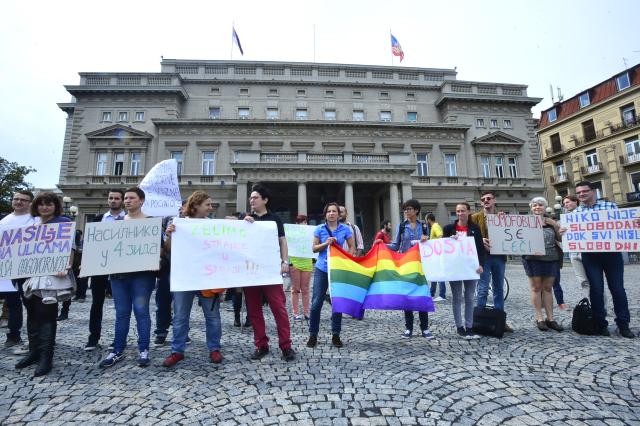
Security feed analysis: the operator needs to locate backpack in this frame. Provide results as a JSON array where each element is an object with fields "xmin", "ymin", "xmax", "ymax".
[
  {"xmin": 571, "ymin": 298, "xmax": 599, "ymax": 335},
  {"xmin": 396, "ymin": 220, "xmax": 429, "ymax": 248}
]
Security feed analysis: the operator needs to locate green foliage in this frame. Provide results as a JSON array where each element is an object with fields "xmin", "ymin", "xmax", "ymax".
[{"xmin": 0, "ymin": 157, "xmax": 36, "ymax": 214}]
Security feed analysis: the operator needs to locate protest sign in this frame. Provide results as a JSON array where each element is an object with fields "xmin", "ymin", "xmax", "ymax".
[
  {"xmin": 0, "ymin": 280, "xmax": 16, "ymax": 292},
  {"xmin": 0, "ymin": 222, "xmax": 76, "ymax": 280},
  {"xmin": 170, "ymin": 218, "xmax": 283, "ymax": 291},
  {"xmin": 486, "ymin": 214, "xmax": 545, "ymax": 255},
  {"xmin": 284, "ymin": 224, "xmax": 317, "ymax": 259},
  {"xmin": 418, "ymin": 237, "xmax": 480, "ymax": 282},
  {"xmin": 80, "ymin": 217, "xmax": 162, "ymax": 276},
  {"xmin": 139, "ymin": 159, "xmax": 182, "ymax": 217},
  {"xmin": 561, "ymin": 207, "xmax": 640, "ymax": 252}
]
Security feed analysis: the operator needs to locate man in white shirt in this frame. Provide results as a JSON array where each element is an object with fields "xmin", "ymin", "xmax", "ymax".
[
  {"xmin": 339, "ymin": 205, "xmax": 364, "ymax": 256},
  {"xmin": 0, "ymin": 190, "xmax": 37, "ymax": 351}
]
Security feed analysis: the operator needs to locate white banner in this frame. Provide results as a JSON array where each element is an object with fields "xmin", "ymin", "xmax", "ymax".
[
  {"xmin": 139, "ymin": 159, "xmax": 182, "ymax": 217},
  {"xmin": 170, "ymin": 218, "xmax": 283, "ymax": 291},
  {"xmin": 486, "ymin": 214, "xmax": 545, "ymax": 255},
  {"xmin": 419, "ymin": 237, "xmax": 480, "ymax": 282},
  {"xmin": 80, "ymin": 218, "xmax": 162, "ymax": 276},
  {"xmin": 561, "ymin": 207, "xmax": 640, "ymax": 252},
  {"xmin": 0, "ymin": 222, "xmax": 76, "ymax": 280},
  {"xmin": 284, "ymin": 224, "xmax": 318, "ymax": 259},
  {"xmin": 0, "ymin": 280, "xmax": 15, "ymax": 292}
]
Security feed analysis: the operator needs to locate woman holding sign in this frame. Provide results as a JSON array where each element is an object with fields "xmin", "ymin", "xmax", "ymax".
[
  {"xmin": 99, "ymin": 187, "xmax": 159, "ymax": 368},
  {"xmin": 523, "ymin": 197, "xmax": 564, "ymax": 332},
  {"xmin": 161, "ymin": 191, "xmax": 224, "ymax": 366}
]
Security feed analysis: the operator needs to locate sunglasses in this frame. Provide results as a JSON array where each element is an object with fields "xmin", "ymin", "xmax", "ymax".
[{"xmin": 480, "ymin": 197, "xmax": 494, "ymax": 202}]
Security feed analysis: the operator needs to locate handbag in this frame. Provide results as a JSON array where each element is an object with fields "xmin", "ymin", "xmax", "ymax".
[
  {"xmin": 571, "ymin": 298, "xmax": 598, "ymax": 335},
  {"xmin": 472, "ymin": 306, "xmax": 506, "ymax": 338}
]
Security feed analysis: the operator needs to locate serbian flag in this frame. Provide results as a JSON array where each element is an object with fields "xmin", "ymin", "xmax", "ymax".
[
  {"xmin": 390, "ymin": 33, "xmax": 404, "ymax": 62},
  {"xmin": 329, "ymin": 243, "xmax": 434, "ymax": 319},
  {"xmin": 232, "ymin": 26, "xmax": 244, "ymax": 56}
]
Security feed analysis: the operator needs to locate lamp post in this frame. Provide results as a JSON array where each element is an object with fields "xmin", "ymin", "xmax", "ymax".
[{"xmin": 62, "ymin": 196, "xmax": 78, "ymax": 220}]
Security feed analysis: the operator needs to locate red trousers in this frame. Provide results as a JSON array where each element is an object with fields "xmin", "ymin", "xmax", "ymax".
[{"xmin": 244, "ymin": 284, "xmax": 292, "ymax": 350}]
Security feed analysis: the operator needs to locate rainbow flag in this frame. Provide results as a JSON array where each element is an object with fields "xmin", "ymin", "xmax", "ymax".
[{"xmin": 329, "ymin": 243, "xmax": 434, "ymax": 318}]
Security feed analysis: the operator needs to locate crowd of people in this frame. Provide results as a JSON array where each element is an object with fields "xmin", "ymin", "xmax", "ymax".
[{"xmin": 0, "ymin": 180, "xmax": 636, "ymax": 377}]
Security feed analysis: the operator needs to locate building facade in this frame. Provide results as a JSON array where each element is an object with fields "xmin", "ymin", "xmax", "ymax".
[
  {"xmin": 538, "ymin": 63, "xmax": 640, "ymax": 205},
  {"xmin": 57, "ymin": 59, "xmax": 543, "ymax": 243}
]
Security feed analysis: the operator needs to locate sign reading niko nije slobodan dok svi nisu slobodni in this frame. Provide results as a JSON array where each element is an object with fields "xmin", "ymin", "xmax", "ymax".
[
  {"xmin": 0, "ymin": 222, "xmax": 76, "ymax": 280},
  {"xmin": 486, "ymin": 214, "xmax": 545, "ymax": 255},
  {"xmin": 561, "ymin": 207, "xmax": 640, "ymax": 252}
]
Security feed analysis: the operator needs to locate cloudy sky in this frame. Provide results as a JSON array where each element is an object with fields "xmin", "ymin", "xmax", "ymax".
[{"xmin": 1, "ymin": 0, "xmax": 638, "ymax": 188}]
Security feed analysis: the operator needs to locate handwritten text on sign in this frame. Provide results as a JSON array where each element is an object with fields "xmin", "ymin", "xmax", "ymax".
[
  {"xmin": 284, "ymin": 224, "xmax": 318, "ymax": 259},
  {"xmin": 561, "ymin": 207, "xmax": 640, "ymax": 252},
  {"xmin": 80, "ymin": 218, "xmax": 162, "ymax": 276},
  {"xmin": 0, "ymin": 222, "xmax": 75, "ymax": 280},
  {"xmin": 170, "ymin": 218, "xmax": 283, "ymax": 291},
  {"xmin": 418, "ymin": 237, "xmax": 480, "ymax": 282},
  {"xmin": 486, "ymin": 214, "xmax": 545, "ymax": 255},
  {"xmin": 140, "ymin": 159, "xmax": 182, "ymax": 217}
]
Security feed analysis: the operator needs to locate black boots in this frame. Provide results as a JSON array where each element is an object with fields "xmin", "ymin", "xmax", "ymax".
[
  {"xmin": 33, "ymin": 320, "xmax": 56, "ymax": 377},
  {"xmin": 15, "ymin": 315, "xmax": 39, "ymax": 369}
]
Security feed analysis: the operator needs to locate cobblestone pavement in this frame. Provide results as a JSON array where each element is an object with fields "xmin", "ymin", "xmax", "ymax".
[{"xmin": 1, "ymin": 263, "xmax": 639, "ymax": 425}]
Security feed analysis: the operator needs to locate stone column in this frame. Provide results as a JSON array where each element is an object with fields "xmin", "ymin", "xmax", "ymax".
[
  {"xmin": 345, "ymin": 182, "xmax": 355, "ymax": 223},
  {"xmin": 236, "ymin": 181, "xmax": 248, "ymax": 214},
  {"xmin": 298, "ymin": 182, "xmax": 307, "ymax": 215},
  {"xmin": 389, "ymin": 183, "xmax": 400, "ymax": 238},
  {"xmin": 401, "ymin": 182, "xmax": 413, "ymax": 203}
]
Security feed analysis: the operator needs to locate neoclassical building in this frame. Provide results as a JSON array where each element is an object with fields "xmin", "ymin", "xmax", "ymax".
[{"xmin": 57, "ymin": 59, "xmax": 543, "ymax": 243}]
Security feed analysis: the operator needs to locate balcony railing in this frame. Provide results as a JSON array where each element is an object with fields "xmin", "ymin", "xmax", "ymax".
[
  {"xmin": 619, "ymin": 153, "xmax": 640, "ymax": 166},
  {"xmin": 352, "ymin": 154, "xmax": 389, "ymax": 164},
  {"xmin": 580, "ymin": 162, "xmax": 603, "ymax": 176},
  {"xmin": 571, "ymin": 116, "xmax": 640, "ymax": 148},
  {"xmin": 307, "ymin": 153, "xmax": 344, "ymax": 163},
  {"xmin": 550, "ymin": 174, "xmax": 569, "ymax": 184},
  {"xmin": 260, "ymin": 153, "xmax": 297, "ymax": 163},
  {"xmin": 545, "ymin": 147, "xmax": 564, "ymax": 157}
]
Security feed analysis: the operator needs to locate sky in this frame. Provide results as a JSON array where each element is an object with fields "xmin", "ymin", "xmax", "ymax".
[{"xmin": 1, "ymin": 0, "xmax": 639, "ymax": 188}]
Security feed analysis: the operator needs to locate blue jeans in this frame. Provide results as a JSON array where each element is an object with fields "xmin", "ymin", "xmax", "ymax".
[
  {"xmin": 3, "ymin": 279, "xmax": 24, "ymax": 340},
  {"xmin": 581, "ymin": 252, "xmax": 630, "ymax": 330},
  {"xmin": 309, "ymin": 268, "xmax": 342, "ymax": 336},
  {"xmin": 154, "ymin": 267, "xmax": 172, "ymax": 337},
  {"xmin": 476, "ymin": 255, "xmax": 506, "ymax": 311},
  {"xmin": 111, "ymin": 272, "xmax": 155, "ymax": 354},
  {"xmin": 172, "ymin": 291, "xmax": 221, "ymax": 353},
  {"xmin": 430, "ymin": 282, "xmax": 446, "ymax": 299},
  {"xmin": 553, "ymin": 269, "xmax": 564, "ymax": 305}
]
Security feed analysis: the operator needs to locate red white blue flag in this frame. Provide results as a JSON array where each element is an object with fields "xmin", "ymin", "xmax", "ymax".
[
  {"xmin": 232, "ymin": 26, "xmax": 244, "ymax": 56},
  {"xmin": 390, "ymin": 33, "xmax": 404, "ymax": 62}
]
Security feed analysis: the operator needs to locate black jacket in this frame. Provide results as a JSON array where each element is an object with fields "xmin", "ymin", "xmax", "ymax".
[{"xmin": 442, "ymin": 220, "xmax": 487, "ymax": 266}]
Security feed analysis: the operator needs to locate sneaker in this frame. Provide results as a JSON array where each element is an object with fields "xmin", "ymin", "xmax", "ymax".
[
  {"xmin": 162, "ymin": 352, "xmax": 184, "ymax": 367},
  {"xmin": 332, "ymin": 334, "xmax": 343, "ymax": 348},
  {"xmin": 421, "ymin": 330, "xmax": 435, "ymax": 340},
  {"xmin": 306, "ymin": 335, "xmax": 317, "ymax": 348},
  {"xmin": 12, "ymin": 344, "xmax": 29, "ymax": 355},
  {"xmin": 402, "ymin": 329, "xmax": 412, "ymax": 339},
  {"xmin": 153, "ymin": 335, "xmax": 167, "ymax": 347},
  {"xmin": 545, "ymin": 320, "xmax": 564, "ymax": 332},
  {"xmin": 84, "ymin": 341, "xmax": 98, "ymax": 352},
  {"xmin": 456, "ymin": 326, "xmax": 467, "ymax": 338},
  {"xmin": 210, "ymin": 350, "xmax": 223, "ymax": 364},
  {"xmin": 137, "ymin": 350, "xmax": 150, "ymax": 367},
  {"xmin": 4, "ymin": 337, "xmax": 22, "ymax": 348},
  {"xmin": 281, "ymin": 347, "xmax": 295, "ymax": 361},
  {"xmin": 99, "ymin": 352, "xmax": 124, "ymax": 368},
  {"xmin": 432, "ymin": 296, "xmax": 446, "ymax": 302},
  {"xmin": 294, "ymin": 314, "xmax": 303, "ymax": 321},
  {"xmin": 618, "ymin": 328, "xmax": 635, "ymax": 339},
  {"xmin": 465, "ymin": 328, "xmax": 480, "ymax": 339},
  {"xmin": 250, "ymin": 346, "xmax": 269, "ymax": 360}
]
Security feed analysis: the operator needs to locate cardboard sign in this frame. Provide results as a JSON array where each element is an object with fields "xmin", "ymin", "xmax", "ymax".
[
  {"xmin": 561, "ymin": 207, "xmax": 640, "ymax": 252},
  {"xmin": 0, "ymin": 222, "xmax": 76, "ymax": 280},
  {"xmin": 140, "ymin": 159, "xmax": 182, "ymax": 217},
  {"xmin": 170, "ymin": 218, "xmax": 283, "ymax": 291},
  {"xmin": 486, "ymin": 214, "xmax": 545, "ymax": 255},
  {"xmin": 419, "ymin": 237, "xmax": 480, "ymax": 282},
  {"xmin": 284, "ymin": 224, "xmax": 318, "ymax": 259},
  {"xmin": 80, "ymin": 218, "xmax": 162, "ymax": 276}
]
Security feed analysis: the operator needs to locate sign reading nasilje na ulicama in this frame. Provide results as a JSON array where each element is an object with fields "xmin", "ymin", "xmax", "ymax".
[
  {"xmin": 0, "ymin": 222, "xmax": 76, "ymax": 280},
  {"xmin": 561, "ymin": 207, "xmax": 640, "ymax": 252}
]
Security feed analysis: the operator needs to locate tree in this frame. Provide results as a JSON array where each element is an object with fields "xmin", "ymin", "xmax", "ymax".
[{"xmin": 0, "ymin": 157, "xmax": 36, "ymax": 214}]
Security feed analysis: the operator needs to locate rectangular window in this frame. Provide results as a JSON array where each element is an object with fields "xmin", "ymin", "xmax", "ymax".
[
  {"xmin": 135, "ymin": 111, "xmax": 145, "ymax": 122},
  {"xmin": 202, "ymin": 151, "xmax": 215, "ymax": 175},
  {"xmin": 238, "ymin": 108, "xmax": 250, "ymax": 119},
  {"xmin": 268, "ymin": 88, "xmax": 278, "ymax": 96},
  {"xmin": 352, "ymin": 110, "xmax": 364, "ymax": 121},
  {"xmin": 585, "ymin": 149, "xmax": 599, "ymax": 171},
  {"xmin": 379, "ymin": 91, "xmax": 389, "ymax": 99},
  {"xmin": 406, "ymin": 111, "xmax": 417, "ymax": 123},
  {"xmin": 508, "ymin": 157, "xmax": 518, "ymax": 178},
  {"xmin": 296, "ymin": 89, "xmax": 307, "ymax": 97},
  {"xmin": 209, "ymin": 107, "xmax": 221, "ymax": 119},
  {"xmin": 239, "ymin": 88, "xmax": 249, "ymax": 96},
  {"xmin": 579, "ymin": 92, "xmax": 590, "ymax": 108},
  {"xmin": 554, "ymin": 160, "xmax": 565, "ymax": 177},
  {"xmin": 490, "ymin": 119, "xmax": 499, "ymax": 128},
  {"xmin": 550, "ymin": 133, "xmax": 562, "ymax": 153},
  {"xmin": 324, "ymin": 89, "xmax": 335, "ymax": 97},
  {"xmin": 631, "ymin": 172, "xmax": 640, "ymax": 192},
  {"xmin": 324, "ymin": 109, "xmax": 336, "ymax": 120},
  {"xmin": 592, "ymin": 181, "xmax": 603, "ymax": 199},
  {"xmin": 118, "ymin": 112, "xmax": 128, "ymax": 122},
  {"xmin": 352, "ymin": 90, "xmax": 362, "ymax": 98},
  {"xmin": 416, "ymin": 154, "xmax": 428, "ymax": 176},
  {"xmin": 102, "ymin": 112, "xmax": 112, "ymax": 122},
  {"xmin": 495, "ymin": 156, "xmax": 504, "ymax": 178},
  {"xmin": 616, "ymin": 72, "xmax": 631, "ymax": 91},
  {"xmin": 130, "ymin": 152, "xmax": 141, "ymax": 176},
  {"xmin": 476, "ymin": 118, "xmax": 485, "ymax": 128},
  {"xmin": 621, "ymin": 103, "xmax": 637, "ymax": 125},
  {"xmin": 582, "ymin": 119, "xmax": 596, "ymax": 141},
  {"xmin": 503, "ymin": 119, "xmax": 512, "ymax": 128},
  {"xmin": 170, "ymin": 151, "xmax": 183, "ymax": 175},
  {"xmin": 210, "ymin": 87, "xmax": 220, "ymax": 95},
  {"xmin": 406, "ymin": 92, "xmax": 416, "ymax": 100},
  {"xmin": 481, "ymin": 156, "xmax": 490, "ymax": 177},
  {"xmin": 295, "ymin": 108, "xmax": 308, "ymax": 120},
  {"xmin": 379, "ymin": 111, "xmax": 391, "ymax": 122},
  {"xmin": 266, "ymin": 108, "xmax": 279, "ymax": 120},
  {"xmin": 444, "ymin": 154, "xmax": 457, "ymax": 177},
  {"xmin": 547, "ymin": 108, "xmax": 557, "ymax": 122},
  {"xmin": 625, "ymin": 137, "xmax": 640, "ymax": 161},
  {"xmin": 96, "ymin": 152, "xmax": 108, "ymax": 176},
  {"xmin": 113, "ymin": 153, "xmax": 124, "ymax": 175}
]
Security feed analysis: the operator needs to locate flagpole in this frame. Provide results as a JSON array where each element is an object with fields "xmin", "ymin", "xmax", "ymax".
[
  {"xmin": 390, "ymin": 29, "xmax": 393, "ymax": 66},
  {"xmin": 313, "ymin": 24, "xmax": 316, "ymax": 63},
  {"xmin": 230, "ymin": 22, "xmax": 234, "ymax": 60}
]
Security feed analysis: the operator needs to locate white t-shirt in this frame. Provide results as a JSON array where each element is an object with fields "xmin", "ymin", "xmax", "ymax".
[{"xmin": 0, "ymin": 213, "xmax": 39, "ymax": 290}]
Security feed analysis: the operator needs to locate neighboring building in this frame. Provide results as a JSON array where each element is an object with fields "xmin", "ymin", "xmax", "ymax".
[
  {"xmin": 538, "ymin": 63, "xmax": 640, "ymax": 206},
  {"xmin": 57, "ymin": 59, "xmax": 542, "ymax": 242}
]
